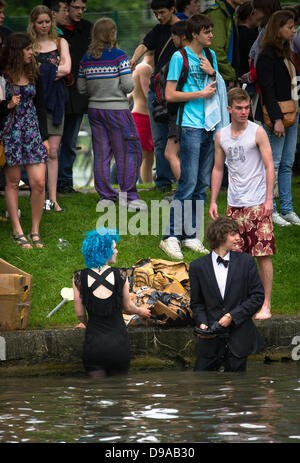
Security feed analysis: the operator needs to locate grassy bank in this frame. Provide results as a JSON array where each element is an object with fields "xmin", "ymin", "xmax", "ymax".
[{"xmin": 0, "ymin": 178, "xmax": 300, "ymax": 329}]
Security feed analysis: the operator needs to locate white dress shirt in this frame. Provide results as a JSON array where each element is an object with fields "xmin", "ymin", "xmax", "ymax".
[{"xmin": 211, "ymin": 250, "xmax": 230, "ymax": 299}]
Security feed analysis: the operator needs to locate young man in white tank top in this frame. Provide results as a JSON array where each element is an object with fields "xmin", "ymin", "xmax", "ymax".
[{"xmin": 209, "ymin": 88, "xmax": 275, "ymax": 320}]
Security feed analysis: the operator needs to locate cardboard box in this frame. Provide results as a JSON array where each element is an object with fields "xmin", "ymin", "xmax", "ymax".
[{"xmin": 0, "ymin": 259, "xmax": 32, "ymax": 330}]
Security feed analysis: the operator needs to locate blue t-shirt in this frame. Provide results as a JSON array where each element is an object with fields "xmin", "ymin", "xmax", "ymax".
[{"xmin": 167, "ymin": 46, "xmax": 218, "ymax": 128}]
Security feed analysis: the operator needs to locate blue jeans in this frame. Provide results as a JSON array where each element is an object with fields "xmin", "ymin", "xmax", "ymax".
[
  {"xmin": 163, "ymin": 127, "xmax": 214, "ymax": 240},
  {"xmin": 148, "ymin": 89, "xmax": 174, "ymax": 190},
  {"xmin": 265, "ymin": 114, "xmax": 299, "ymax": 214},
  {"xmin": 58, "ymin": 113, "xmax": 83, "ymax": 187}
]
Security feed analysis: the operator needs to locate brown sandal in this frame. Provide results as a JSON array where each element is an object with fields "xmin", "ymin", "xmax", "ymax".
[
  {"xmin": 27, "ymin": 233, "xmax": 45, "ymax": 248},
  {"xmin": 11, "ymin": 233, "xmax": 32, "ymax": 249}
]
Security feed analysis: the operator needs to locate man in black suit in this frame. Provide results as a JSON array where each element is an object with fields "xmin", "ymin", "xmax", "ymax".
[{"xmin": 189, "ymin": 216, "xmax": 264, "ymax": 372}]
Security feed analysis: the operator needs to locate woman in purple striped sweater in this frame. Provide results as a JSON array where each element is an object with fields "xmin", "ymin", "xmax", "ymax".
[{"xmin": 77, "ymin": 18, "xmax": 145, "ymax": 210}]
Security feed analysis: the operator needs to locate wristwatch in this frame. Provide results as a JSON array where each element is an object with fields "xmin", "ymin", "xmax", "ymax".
[
  {"xmin": 209, "ymin": 71, "xmax": 216, "ymax": 78},
  {"xmin": 224, "ymin": 313, "xmax": 232, "ymax": 320}
]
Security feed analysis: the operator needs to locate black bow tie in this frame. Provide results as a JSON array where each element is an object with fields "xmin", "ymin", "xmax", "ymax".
[{"xmin": 217, "ymin": 256, "xmax": 229, "ymax": 268}]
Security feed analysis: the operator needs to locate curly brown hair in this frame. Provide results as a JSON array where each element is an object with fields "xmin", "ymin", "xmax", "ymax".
[
  {"xmin": 0, "ymin": 32, "xmax": 39, "ymax": 84},
  {"xmin": 206, "ymin": 217, "xmax": 239, "ymax": 250}
]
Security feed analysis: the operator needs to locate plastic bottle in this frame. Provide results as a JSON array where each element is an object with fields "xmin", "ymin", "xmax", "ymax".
[{"xmin": 57, "ymin": 238, "xmax": 70, "ymax": 250}]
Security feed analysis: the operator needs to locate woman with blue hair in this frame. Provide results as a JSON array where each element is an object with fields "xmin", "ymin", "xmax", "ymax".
[{"xmin": 73, "ymin": 227, "xmax": 151, "ymax": 379}]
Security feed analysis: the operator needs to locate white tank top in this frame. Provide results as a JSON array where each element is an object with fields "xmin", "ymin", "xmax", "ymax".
[{"xmin": 220, "ymin": 121, "xmax": 266, "ymax": 207}]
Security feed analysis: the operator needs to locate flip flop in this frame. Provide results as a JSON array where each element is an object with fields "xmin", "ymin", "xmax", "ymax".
[
  {"xmin": 11, "ymin": 233, "xmax": 32, "ymax": 249},
  {"xmin": 27, "ymin": 233, "xmax": 45, "ymax": 249}
]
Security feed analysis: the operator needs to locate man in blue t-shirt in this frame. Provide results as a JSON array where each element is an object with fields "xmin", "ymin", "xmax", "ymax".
[
  {"xmin": 130, "ymin": 0, "xmax": 180, "ymax": 192},
  {"xmin": 159, "ymin": 14, "xmax": 220, "ymax": 260}
]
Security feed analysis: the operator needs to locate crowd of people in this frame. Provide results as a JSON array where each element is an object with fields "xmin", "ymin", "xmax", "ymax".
[{"xmin": 0, "ymin": 0, "xmax": 299, "ymax": 375}]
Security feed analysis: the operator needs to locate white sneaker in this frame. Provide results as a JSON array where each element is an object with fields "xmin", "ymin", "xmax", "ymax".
[
  {"xmin": 119, "ymin": 197, "xmax": 148, "ymax": 212},
  {"xmin": 272, "ymin": 212, "xmax": 291, "ymax": 227},
  {"xmin": 281, "ymin": 212, "xmax": 300, "ymax": 226},
  {"xmin": 159, "ymin": 237, "xmax": 183, "ymax": 260},
  {"xmin": 98, "ymin": 198, "xmax": 115, "ymax": 207},
  {"xmin": 5, "ymin": 209, "xmax": 21, "ymax": 218},
  {"xmin": 181, "ymin": 238, "xmax": 209, "ymax": 254},
  {"xmin": 128, "ymin": 199, "xmax": 148, "ymax": 212}
]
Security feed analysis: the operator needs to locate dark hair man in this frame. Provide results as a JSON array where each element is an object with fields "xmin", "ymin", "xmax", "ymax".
[
  {"xmin": 130, "ymin": 0, "xmax": 180, "ymax": 193},
  {"xmin": 56, "ymin": 0, "xmax": 92, "ymax": 194},
  {"xmin": 175, "ymin": 0, "xmax": 201, "ymax": 19},
  {"xmin": 50, "ymin": 1, "xmax": 69, "ymax": 34},
  {"xmin": 159, "ymin": 14, "xmax": 228, "ymax": 260},
  {"xmin": 190, "ymin": 216, "xmax": 265, "ymax": 372}
]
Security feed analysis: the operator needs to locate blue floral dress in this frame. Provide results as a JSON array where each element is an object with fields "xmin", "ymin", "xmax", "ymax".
[{"xmin": 1, "ymin": 82, "xmax": 47, "ymax": 166}]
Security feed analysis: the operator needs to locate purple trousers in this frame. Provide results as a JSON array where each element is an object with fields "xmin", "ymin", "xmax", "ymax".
[{"xmin": 88, "ymin": 108, "xmax": 142, "ymax": 201}]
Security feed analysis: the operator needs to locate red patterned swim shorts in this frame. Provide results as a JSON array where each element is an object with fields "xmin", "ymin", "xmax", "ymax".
[{"xmin": 227, "ymin": 204, "xmax": 276, "ymax": 256}]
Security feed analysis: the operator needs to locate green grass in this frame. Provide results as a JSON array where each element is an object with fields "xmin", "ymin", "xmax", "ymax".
[{"xmin": 1, "ymin": 177, "xmax": 300, "ymax": 329}]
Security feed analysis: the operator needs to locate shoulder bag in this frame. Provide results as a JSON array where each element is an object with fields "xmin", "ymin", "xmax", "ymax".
[{"xmin": 262, "ymin": 59, "xmax": 297, "ymax": 131}]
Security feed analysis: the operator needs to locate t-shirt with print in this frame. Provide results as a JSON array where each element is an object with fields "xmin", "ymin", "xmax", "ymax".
[{"xmin": 166, "ymin": 46, "xmax": 218, "ymax": 128}]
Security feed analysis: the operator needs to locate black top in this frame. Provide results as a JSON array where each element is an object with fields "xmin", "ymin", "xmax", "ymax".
[
  {"xmin": 238, "ymin": 25, "xmax": 258, "ymax": 76},
  {"xmin": 143, "ymin": 24, "xmax": 178, "ymax": 90},
  {"xmin": 256, "ymin": 46, "xmax": 299, "ymax": 123},
  {"xmin": 59, "ymin": 19, "xmax": 92, "ymax": 114},
  {"xmin": 74, "ymin": 267, "xmax": 130, "ymax": 372}
]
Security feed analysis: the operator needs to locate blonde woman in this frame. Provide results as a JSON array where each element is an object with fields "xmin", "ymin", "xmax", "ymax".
[
  {"xmin": 28, "ymin": 5, "xmax": 71, "ymax": 212},
  {"xmin": 77, "ymin": 18, "xmax": 143, "ymax": 208}
]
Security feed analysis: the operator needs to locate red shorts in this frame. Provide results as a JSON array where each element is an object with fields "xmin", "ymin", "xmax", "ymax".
[
  {"xmin": 227, "ymin": 204, "xmax": 276, "ymax": 257},
  {"xmin": 132, "ymin": 112, "xmax": 154, "ymax": 152}
]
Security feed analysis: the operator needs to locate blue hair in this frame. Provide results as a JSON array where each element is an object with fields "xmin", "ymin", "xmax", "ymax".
[{"xmin": 81, "ymin": 227, "xmax": 120, "ymax": 269}]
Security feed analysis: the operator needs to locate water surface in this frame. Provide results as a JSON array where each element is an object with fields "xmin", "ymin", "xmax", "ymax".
[{"xmin": 0, "ymin": 362, "xmax": 299, "ymax": 443}]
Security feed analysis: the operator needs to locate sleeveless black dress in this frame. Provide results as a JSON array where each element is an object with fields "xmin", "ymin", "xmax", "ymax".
[{"xmin": 73, "ymin": 267, "xmax": 130, "ymax": 373}]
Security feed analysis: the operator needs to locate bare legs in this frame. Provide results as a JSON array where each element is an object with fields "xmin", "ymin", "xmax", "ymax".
[
  {"xmin": 5, "ymin": 163, "xmax": 46, "ymax": 248},
  {"xmin": 140, "ymin": 149, "xmax": 154, "ymax": 183},
  {"xmin": 164, "ymin": 137, "xmax": 180, "ymax": 182},
  {"xmin": 255, "ymin": 256, "xmax": 273, "ymax": 319},
  {"xmin": 47, "ymin": 135, "xmax": 63, "ymax": 211}
]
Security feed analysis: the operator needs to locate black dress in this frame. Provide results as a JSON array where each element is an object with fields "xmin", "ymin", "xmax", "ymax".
[{"xmin": 73, "ymin": 267, "xmax": 130, "ymax": 373}]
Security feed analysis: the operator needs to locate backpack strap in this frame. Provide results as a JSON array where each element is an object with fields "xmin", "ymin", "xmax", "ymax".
[
  {"xmin": 57, "ymin": 37, "xmax": 61, "ymax": 56},
  {"xmin": 176, "ymin": 48, "xmax": 189, "ymax": 143},
  {"xmin": 157, "ymin": 36, "xmax": 172, "ymax": 68},
  {"xmin": 204, "ymin": 47, "xmax": 213, "ymax": 67}
]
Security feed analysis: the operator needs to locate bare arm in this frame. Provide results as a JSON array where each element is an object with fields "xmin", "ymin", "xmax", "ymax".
[
  {"xmin": 165, "ymin": 79, "xmax": 216, "ymax": 103},
  {"xmin": 72, "ymin": 277, "xmax": 88, "ymax": 326},
  {"xmin": 255, "ymin": 126, "xmax": 274, "ymax": 217},
  {"xmin": 56, "ymin": 38, "xmax": 71, "ymax": 78},
  {"xmin": 130, "ymin": 44, "xmax": 148, "ymax": 71},
  {"xmin": 209, "ymin": 130, "xmax": 226, "ymax": 220},
  {"xmin": 122, "ymin": 279, "xmax": 151, "ymax": 318}
]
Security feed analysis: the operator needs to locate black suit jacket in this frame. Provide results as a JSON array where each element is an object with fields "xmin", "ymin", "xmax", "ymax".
[
  {"xmin": 255, "ymin": 46, "xmax": 299, "ymax": 124},
  {"xmin": 189, "ymin": 251, "xmax": 264, "ymax": 358}
]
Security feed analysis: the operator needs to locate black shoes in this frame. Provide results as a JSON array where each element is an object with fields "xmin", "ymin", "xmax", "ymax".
[
  {"xmin": 194, "ymin": 321, "xmax": 229, "ymax": 338},
  {"xmin": 57, "ymin": 184, "xmax": 80, "ymax": 194}
]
